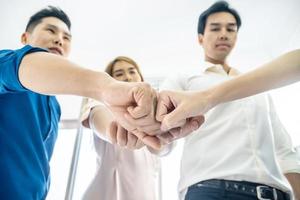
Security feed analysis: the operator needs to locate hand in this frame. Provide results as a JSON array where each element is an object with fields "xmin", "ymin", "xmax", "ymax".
[
  {"xmin": 156, "ymin": 90, "xmax": 209, "ymax": 132},
  {"xmin": 107, "ymin": 121, "xmax": 163, "ymax": 150},
  {"xmin": 123, "ymin": 91, "xmax": 162, "ymax": 136},
  {"xmin": 101, "ymin": 81, "xmax": 158, "ymax": 134},
  {"xmin": 101, "ymin": 81, "xmax": 155, "ymax": 118},
  {"xmin": 156, "ymin": 115, "xmax": 205, "ymax": 144},
  {"xmin": 107, "ymin": 121, "xmax": 144, "ymax": 150}
]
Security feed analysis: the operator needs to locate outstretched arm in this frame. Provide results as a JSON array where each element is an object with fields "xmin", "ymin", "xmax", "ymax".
[
  {"xmin": 207, "ymin": 49, "xmax": 300, "ymax": 106},
  {"xmin": 157, "ymin": 49, "xmax": 300, "ymax": 131},
  {"xmin": 19, "ymin": 52, "xmax": 113, "ymax": 100},
  {"xmin": 20, "ymin": 51, "xmax": 156, "ymax": 134},
  {"xmin": 81, "ymin": 102, "xmax": 144, "ymax": 150}
]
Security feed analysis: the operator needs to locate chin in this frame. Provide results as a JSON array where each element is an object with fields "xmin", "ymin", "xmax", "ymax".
[{"xmin": 217, "ymin": 51, "xmax": 230, "ymax": 58}]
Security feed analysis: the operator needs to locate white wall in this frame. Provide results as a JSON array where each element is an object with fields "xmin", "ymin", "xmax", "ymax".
[{"xmin": 1, "ymin": 0, "xmax": 299, "ymax": 199}]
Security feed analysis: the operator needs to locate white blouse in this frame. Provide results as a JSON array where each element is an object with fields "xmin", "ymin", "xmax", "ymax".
[{"xmin": 80, "ymin": 99, "xmax": 160, "ymax": 200}]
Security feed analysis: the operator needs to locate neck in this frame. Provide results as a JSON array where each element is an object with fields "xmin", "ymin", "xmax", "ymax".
[{"xmin": 205, "ymin": 56, "xmax": 231, "ymax": 74}]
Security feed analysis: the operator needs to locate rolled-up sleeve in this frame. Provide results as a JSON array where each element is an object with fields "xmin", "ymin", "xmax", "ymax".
[
  {"xmin": 80, "ymin": 98, "xmax": 103, "ymax": 127},
  {"xmin": 0, "ymin": 45, "xmax": 47, "ymax": 94},
  {"xmin": 268, "ymin": 96, "xmax": 300, "ymax": 173}
]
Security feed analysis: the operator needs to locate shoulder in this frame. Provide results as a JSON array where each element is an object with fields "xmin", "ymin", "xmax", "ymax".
[{"xmin": 0, "ymin": 45, "xmax": 47, "ymax": 64}]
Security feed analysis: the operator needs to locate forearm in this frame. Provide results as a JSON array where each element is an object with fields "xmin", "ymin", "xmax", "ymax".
[
  {"xmin": 19, "ymin": 52, "xmax": 114, "ymax": 101},
  {"xmin": 207, "ymin": 49, "xmax": 300, "ymax": 106},
  {"xmin": 285, "ymin": 173, "xmax": 300, "ymax": 200},
  {"xmin": 89, "ymin": 105, "xmax": 114, "ymax": 142}
]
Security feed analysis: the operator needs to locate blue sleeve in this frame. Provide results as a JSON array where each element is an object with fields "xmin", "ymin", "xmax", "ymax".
[{"xmin": 0, "ymin": 45, "xmax": 48, "ymax": 94}]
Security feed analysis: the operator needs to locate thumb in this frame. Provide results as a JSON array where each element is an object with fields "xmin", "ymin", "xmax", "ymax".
[
  {"xmin": 127, "ymin": 86, "xmax": 153, "ymax": 118},
  {"xmin": 161, "ymin": 104, "xmax": 187, "ymax": 131}
]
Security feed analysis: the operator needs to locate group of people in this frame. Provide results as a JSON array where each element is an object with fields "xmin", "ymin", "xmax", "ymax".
[{"xmin": 0, "ymin": 1, "xmax": 299, "ymax": 200}]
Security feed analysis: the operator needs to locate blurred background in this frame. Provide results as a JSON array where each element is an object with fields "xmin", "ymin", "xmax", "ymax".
[{"xmin": 1, "ymin": 0, "xmax": 299, "ymax": 199}]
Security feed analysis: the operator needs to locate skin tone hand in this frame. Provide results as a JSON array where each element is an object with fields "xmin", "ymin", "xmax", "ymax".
[
  {"xmin": 155, "ymin": 114, "xmax": 205, "ymax": 144},
  {"xmin": 156, "ymin": 90, "xmax": 207, "ymax": 134},
  {"xmin": 101, "ymin": 81, "xmax": 155, "ymax": 118},
  {"xmin": 123, "ymin": 92, "xmax": 162, "ymax": 136},
  {"xmin": 101, "ymin": 83, "xmax": 163, "ymax": 149},
  {"xmin": 101, "ymin": 81, "xmax": 155, "ymax": 132},
  {"xmin": 107, "ymin": 120, "xmax": 166, "ymax": 150},
  {"xmin": 115, "ymin": 89, "xmax": 203, "ymax": 148},
  {"xmin": 108, "ymin": 121, "xmax": 144, "ymax": 150},
  {"xmin": 108, "ymin": 90, "xmax": 206, "ymax": 149}
]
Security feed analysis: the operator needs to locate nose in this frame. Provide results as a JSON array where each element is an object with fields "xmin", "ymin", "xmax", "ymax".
[
  {"xmin": 124, "ymin": 73, "xmax": 133, "ymax": 82},
  {"xmin": 53, "ymin": 35, "xmax": 63, "ymax": 47},
  {"xmin": 219, "ymin": 28, "xmax": 228, "ymax": 40}
]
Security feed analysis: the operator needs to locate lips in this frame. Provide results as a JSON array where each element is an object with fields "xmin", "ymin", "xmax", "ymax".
[
  {"xmin": 216, "ymin": 43, "xmax": 231, "ymax": 48},
  {"xmin": 48, "ymin": 47, "xmax": 63, "ymax": 55}
]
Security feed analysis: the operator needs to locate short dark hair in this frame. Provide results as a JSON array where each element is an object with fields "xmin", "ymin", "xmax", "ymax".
[
  {"xmin": 197, "ymin": 1, "xmax": 241, "ymax": 34},
  {"xmin": 25, "ymin": 6, "xmax": 71, "ymax": 32}
]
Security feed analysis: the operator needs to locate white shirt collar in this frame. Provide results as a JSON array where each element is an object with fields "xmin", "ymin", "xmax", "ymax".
[{"xmin": 202, "ymin": 61, "xmax": 240, "ymax": 76}]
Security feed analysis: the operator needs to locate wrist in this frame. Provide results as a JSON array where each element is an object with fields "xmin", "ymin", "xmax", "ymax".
[
  {"xmin": 197, "ymin": 89, "xmax": 219, "ymax": 113},
  {"xmin": 93, "ymin": 72, "xmax": 115, "ymax": 102},
  {"xmin": 208, "ymin": 83, "xmax": 230, "ymax": 108},
  {"xmin": 207, "ymin": 88, "xmax": 219, "ymax": 109}
]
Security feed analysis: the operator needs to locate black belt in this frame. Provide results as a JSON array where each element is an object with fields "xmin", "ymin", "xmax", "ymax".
[{"xmin": 191, "ymin": 179, "xmax": 290, "ymax": 200}]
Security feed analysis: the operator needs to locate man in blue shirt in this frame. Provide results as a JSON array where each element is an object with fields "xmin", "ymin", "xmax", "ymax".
[{"xmin": 0, "ymin": 6, "xmax": 162, "ymax": 199}]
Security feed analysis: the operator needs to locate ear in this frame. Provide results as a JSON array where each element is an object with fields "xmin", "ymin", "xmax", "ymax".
[
  {"xmin": 198, "ymin": 34, "xmax": 204, "ymax": 46},
  {"xmin": 21, "ymin": 32, "xmax": 29, "ymax": 45}
]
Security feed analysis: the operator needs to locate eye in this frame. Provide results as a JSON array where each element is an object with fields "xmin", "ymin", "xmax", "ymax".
[
  {"xmin": 210, "ymin": 28, "xmax": 220, "ymax": 32},
  {"xmin": 63, "ymin": 36, "xmax": 70, "ymax": 41},
  {"xmin": 114, "ymin": 73, "xmax": 123, "ymax": 77},
  {"xmin": 46, "ymin": 28, "xmax": 55, "ymax": 34},
  {"xmin": 227, "ymin": 28, "xmax": 236, "ymax": 32},
  {"xmin": 129, "ymin": 70, "xmax": 136, "ymax": 74}
]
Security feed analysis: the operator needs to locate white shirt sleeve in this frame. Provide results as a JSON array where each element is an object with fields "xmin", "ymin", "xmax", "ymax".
[
  {"xmin": 88, "ymin": 107, "xmax": 112, "ymax": 144},
  {"xmin": 268, "ymin": 95, "xmax": 300, "ymax": 174}
]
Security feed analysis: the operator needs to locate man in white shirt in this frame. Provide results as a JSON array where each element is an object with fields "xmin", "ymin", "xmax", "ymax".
[{"xmin": 157, "ymin": 1, "xmax": 300, "ymax": 200}]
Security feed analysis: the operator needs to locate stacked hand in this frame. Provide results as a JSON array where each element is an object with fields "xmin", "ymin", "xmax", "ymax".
[{"xmin": 101, "ymin": 81, "xmax": 210, "ymax": 150}]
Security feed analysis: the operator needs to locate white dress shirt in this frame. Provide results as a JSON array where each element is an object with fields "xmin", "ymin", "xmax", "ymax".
[
  {"xmin": 80, "ymin": 99, "xmax": 160, "ymax": 200},
  {"xmin": 160, "ymin": 62, "xmax": 300, "ymax": 200}
]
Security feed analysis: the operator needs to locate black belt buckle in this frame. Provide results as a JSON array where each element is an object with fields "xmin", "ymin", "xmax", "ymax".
[{"xmin": 257, "ymin": 186, "xmax": 278, "ymax": 200}]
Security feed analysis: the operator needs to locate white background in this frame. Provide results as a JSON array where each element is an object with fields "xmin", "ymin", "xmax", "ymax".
[{"xmin": 1, "ymin": 0, "xmax": 299, "ymax": 199}]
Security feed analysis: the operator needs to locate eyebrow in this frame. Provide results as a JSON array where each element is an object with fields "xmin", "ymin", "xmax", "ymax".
[
  {"xmin": 209, "ymin": 23, "xmax": 237, "ymax": 27},
  {"xmin": 113, "ymin": 69, "xmax": 124, "ymax": 74},
  {"xmin": 46, "ymin": 24, "xmax": 72, "ymax": 38},
  {"xmin": 113, "ymin": 67, "xmax": 136, "ymax": 74}
]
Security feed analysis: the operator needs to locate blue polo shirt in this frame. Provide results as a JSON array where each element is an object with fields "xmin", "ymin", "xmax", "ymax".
[{"xmin": 0, "ymin": 45, "xmax": 61, "ymax": 199}]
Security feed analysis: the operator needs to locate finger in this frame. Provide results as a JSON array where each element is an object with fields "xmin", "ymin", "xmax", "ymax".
[
  {"xmin": 132, "ymin": 130, "xmax": 161, "ymax": 150},
  {"xmin": 116, "ymin": 124, "xmax": 128, "ymax": 147},
  {"xmin": 109, "ymin": 106, "xmax": 137, "ymax": 132},
  {"xmin": 156, "ymin": 92, "xmax": 172, "ymax": 122},
  {"xmin": 135, "ymin": 139, "xmax": 145, "ymax": 149},
  {"xmin": 182, "ymin": 115, "xmax": 205, "ymax": 133},
  {"xmin": 157, "ymin": 132, "xmax": 175, "ymax": 144},
  {"xmin": 107, "ymin": 121, "xmax": 118, "ymax": 144},
  {"xmin": 137, "ymin": 123, "xmax": 162, "ymax": 135},
  {"xmin": 124, "ymin": 113, "xmax": 156, "ymax": 127},
  {"xmin": 161, "ymin": 104, "xmax": 187, "ymax": 131},
  {"xmin": 126, "ymin": 132, "xmax": 139, "ymax": 149},
  {"xmin": 173, "ymin": 115, "xmax": 205, "ymax": 139},
  {"xmin": 127, "ymin": 85, "xmax": 153, "ymax": 118},
  {"xmin": 169, "ymin": 127, "xmax": 182, "ymax": 138},
  {"xmin": 142, "ymin": 136, "xmax": 161, "ymax": 150}
]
